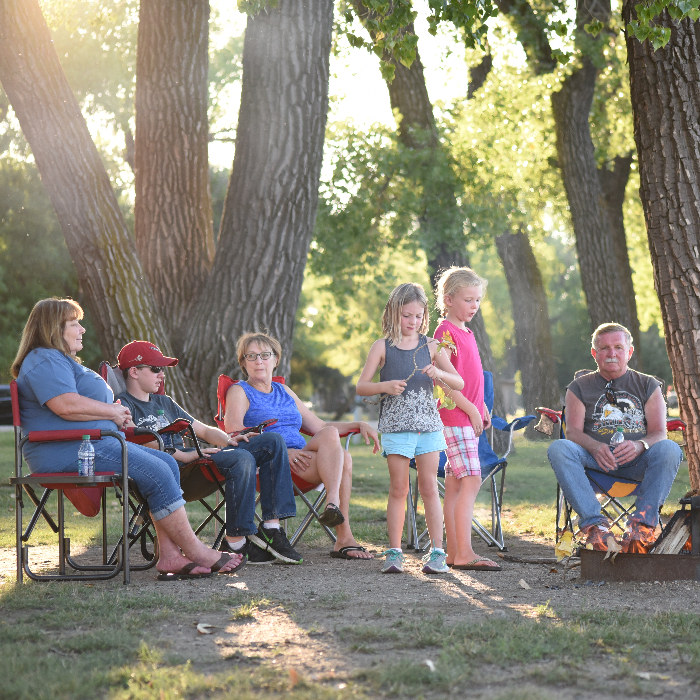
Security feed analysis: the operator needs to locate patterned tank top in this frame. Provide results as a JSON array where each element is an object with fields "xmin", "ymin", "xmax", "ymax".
[
  {"xmin": 378, "ymin": 335, "xmax": 443, "ymax": 434},
  {"xmin": 238, "ymin": 380, "xmax": 306, "ymax": 449}
]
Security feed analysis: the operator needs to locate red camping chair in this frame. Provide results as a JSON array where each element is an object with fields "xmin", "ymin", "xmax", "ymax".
[
  {"xmin": 100, "ymin": 363, "xmax": 231, "ymax": 550},
  {"xmin": 534, "ymin": 398, "xmax": 686, "ymax": 543},
  {"xmin": 215, "ymin": 374, "xmax": 359, "ymax": 547},
  {"xmin": 7, "ymin": 380, "xmax": 159, "ymax": 583}
]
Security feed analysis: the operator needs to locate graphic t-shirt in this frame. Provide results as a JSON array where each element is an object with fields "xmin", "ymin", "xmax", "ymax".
[
  {"xmin": 567, "ymin": 369, "xmax": 661, "ymax": 444},
  {"xmin": 435, "ymin": 319, "xmax": 484, "ymax": 428},
  {"xmin": 117, "ymin": 391, "xmax": 194, "ymax": 452}
]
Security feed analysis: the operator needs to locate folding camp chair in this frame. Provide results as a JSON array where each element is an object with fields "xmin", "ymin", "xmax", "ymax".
[
  {"xmin": 534, "ymin": 392, "xmax": 687, "ymax": 543},
  {"xmin": 405, "ymin": 370, "xmax": 536, "ymax": 552},
  {"xmin": 215, "ymin": 374, "xmax": 359, "ymax": 547},
  {"xmin": 7, "ymin": 380, "xmax": 160, "ymax": 583},
  {"xmin": 100, "ymin": 363, "xmax": 230, "ymax": 550}
]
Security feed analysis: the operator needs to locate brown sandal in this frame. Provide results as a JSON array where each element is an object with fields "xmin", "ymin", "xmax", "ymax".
[{"xmin": 210, "ymin": 551, "xmax": 246, "ymax": 575}]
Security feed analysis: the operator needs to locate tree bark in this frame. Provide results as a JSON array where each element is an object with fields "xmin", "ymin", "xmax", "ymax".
[
  {"xmin": 134, "ymin": 0, "xmax": 215, "ymax": 339},
  {"xmin": 551, "ymin": 61, "xmax": 633, "ymax": 334},
  {"xmin": 0, "ymin": 0, "xmax": 187, "ymax": 400},
  {"xmin": 598, "ymin": 153, "xmax": 642, "ymax": 362},
  {"xmin": 496, "ymin": 230, "xmax": 562, "ymax": 435},
  {"xmin": 622, "ymin": 5, "xmax": 700, "ymax": 488},
  {"xmin": 181, "ymin": 0, "xmax": 334, "ymax": 416}
]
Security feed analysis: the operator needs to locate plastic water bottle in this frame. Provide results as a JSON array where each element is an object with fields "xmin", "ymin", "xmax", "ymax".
[
  {"xmin": 609, "ymin": 426, "xmax": 625, "ymax": 453},
  {"xmin": 155, "ymin": 409, "xmax": 173, "ymax": 450},
  {"xmin": 78, "ymin": 435, "xmax": 95, "ymax": 477}
]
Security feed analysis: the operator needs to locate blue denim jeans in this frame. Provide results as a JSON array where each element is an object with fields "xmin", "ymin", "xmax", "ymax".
[
  {"xmin": 210, "ymin": 432, "xmax": 296, "ymax": 537},
  {"xmin": 548, "ymin": 438, "xmax": 682, "ymax": 529},
  {"xmin": 39, "ymin": 437, "xmax": 186, "ymax": 521}
]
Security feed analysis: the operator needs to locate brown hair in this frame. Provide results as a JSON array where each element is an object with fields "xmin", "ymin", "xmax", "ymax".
[
  {"xmin": 434, "ymin": 266, "xmax": 488, "ymax": 316},
  {"xmin": 381, "ymin": 283, "xmax": 429, "ymax": 347},
  {"xmin": 592, "ymin": 323, "xmax": 633, "ymax": 349},
  {"xmin": 236, "ymin": 332, "xmax": 282, "ymax": 378},
  {"xmin": 11, "ymin": 298, "xmax": 83, "ymax": 378}
]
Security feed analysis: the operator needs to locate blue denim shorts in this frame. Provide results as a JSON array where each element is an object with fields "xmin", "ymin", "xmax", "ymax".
[{"xmin": 381, "ymin": 430, "xmax": 447, "ymax": 459}]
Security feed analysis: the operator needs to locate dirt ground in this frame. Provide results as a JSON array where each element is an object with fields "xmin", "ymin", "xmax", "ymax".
[{"xmin": 2, "ymin": 532, "xmax": 700, "ymax": 699}]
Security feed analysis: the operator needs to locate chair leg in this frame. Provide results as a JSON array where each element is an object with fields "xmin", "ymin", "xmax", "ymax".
[
  {"xmin": 21, "ymin": 487, "xmax": 54, "ymax": 542},
  {"xmin": 405, "ymin": 475, "xmax": 418, "ymax": 550},
  {"xmin": 289, "ymin": 486, "xmax": 336, "ymax": 546}
]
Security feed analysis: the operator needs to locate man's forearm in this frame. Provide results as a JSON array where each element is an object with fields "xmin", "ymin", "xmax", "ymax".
[{"xmin": 564, "ymin": 427, "xmax": 605, "ymax": 456}]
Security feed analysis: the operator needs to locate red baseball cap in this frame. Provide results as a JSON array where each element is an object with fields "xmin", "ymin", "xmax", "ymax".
[{"xmin": 117, "ymin": 340, "xmax": 179, "ymax": 369}]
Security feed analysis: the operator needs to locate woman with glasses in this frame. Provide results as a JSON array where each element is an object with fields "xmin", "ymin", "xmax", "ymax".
[
  {"xmin": 12, "ymin": 298, "xmax": 243, "ymax": 579},
  {"xmin": 224, "ymin": 332, "xmax": 380, "ymax": 560}
]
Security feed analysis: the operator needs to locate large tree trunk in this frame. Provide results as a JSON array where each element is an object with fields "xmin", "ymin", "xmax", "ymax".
[
  {"xmin": 598, "ymin": 154, "xmax": 642, "ymax": 361},
  {"xmin": 181, "ymin": 0, "xmax": 334, "ymax": 416},
  {"xmin": 551, "ymin": 56, "xmax": 635, "ymax": 338},
  {"xmin": 0, "ymin": 0, "xmax": 187, "ymax": 400},
  {"xmin": 134, "ymin": 0, "xmax": 215, "ymax": 340},
  {"xmin": 496, "ymin": 230, "xmax": 562, "ymax": 436},
  {"xmin": 499, "ymin": 0, "xmax": 641, "ymax": 357},
  {"xmin": 623, "ymin": 5, "xmax": 700, "ymax": 488}
]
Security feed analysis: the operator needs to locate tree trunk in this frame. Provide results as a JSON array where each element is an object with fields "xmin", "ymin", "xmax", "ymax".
[
  {"xmin": 496, "ymin": 230, "xmax": 562, "ymax": 436},
  {"xmin": 181, "ymin": 0, "xmax": 334, "ymax": 416},
  {"xmin": 499, "ymin": 0, "xmax": 642, "ymax": 356},
  {"xmin": 598, "ymin": 154, "xmax": 642, "ymax": 362},
  {"xmin": 0, "ymin": 0, "xmax": 188, "ymax": 400},
  {"xmin": 551, "ymin": 57, "xmax": 634, "ymax": 336},
  {"xmin": 622, "ymin": 5, "xmax": 700, "ymax": 488},
  {"xmin": 134, "ymin": 0, "xmax": 215, "ymax": 340}
]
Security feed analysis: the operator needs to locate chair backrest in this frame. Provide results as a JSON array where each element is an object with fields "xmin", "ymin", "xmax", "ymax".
[
  {"xmin": 215, "ymin": 373, "xmax": 285, "ymax": 430},
  {"xmin": 99, "ymin": 361, "xmax": 166, "ymax": 397},
  {"xmin": 478, "ymin": 371, "xmax": 504, "ymax": 477}
]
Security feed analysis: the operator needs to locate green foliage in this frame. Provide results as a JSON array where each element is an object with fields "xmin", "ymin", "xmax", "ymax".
[
  {"xmin": 426, "ymin": 0, "xmax": 499, "ymax": 48},
  {"xmin": 625, "ymin": 0, "xmax": 699, "ymax": 50}
]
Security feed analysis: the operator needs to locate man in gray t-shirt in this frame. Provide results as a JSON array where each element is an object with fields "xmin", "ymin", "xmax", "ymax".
[{"xmin": 547, "ymin": 323, "xmax": 682, "ymax": 553}]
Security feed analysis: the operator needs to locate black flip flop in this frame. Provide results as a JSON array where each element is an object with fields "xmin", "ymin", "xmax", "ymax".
[
  {"xmin": 156, "ymin": 562, "xmax": 215, "ymax": 581},
  {"xmin": 330, "ymin": 545, "xmax": 372, "ymax": 560},
  {"xmin": 210, "ymin": 551, "xmax": 247, "ymax": 575},
  {"xmin": 318, "ymin": 503, "xmax": 345, "ymax": 527}
]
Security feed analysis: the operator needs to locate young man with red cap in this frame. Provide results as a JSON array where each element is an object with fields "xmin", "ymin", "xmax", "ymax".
[{"xmin": 116, "ymin": 340, "xmax": 303, "ymax": 565}]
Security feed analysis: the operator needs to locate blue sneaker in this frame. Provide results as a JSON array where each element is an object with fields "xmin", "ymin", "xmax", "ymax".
[
  {"xmin": 422, "ymin": 548, "xmax": 448, "ymax": 574},
  {"xmin": 382, "ymin": 549, "xmax": 405, "ymax": 573}
]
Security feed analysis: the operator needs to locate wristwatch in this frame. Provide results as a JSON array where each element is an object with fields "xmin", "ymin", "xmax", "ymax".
[{"xmin": 639, "ymin": 439, "xmax": 649, "ymax": 452}]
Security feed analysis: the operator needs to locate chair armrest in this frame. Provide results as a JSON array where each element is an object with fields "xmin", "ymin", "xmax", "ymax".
[
  {"xmin": 667, "ymin": 419, "xmax": 686, "ymax": 432},
  {"xmin": 125, "ymin": 427, "xmax": 165, "ymax": 450},
  {"xmin": 27, "ymin": 428, "xmax": 105, "ymax": 442}
]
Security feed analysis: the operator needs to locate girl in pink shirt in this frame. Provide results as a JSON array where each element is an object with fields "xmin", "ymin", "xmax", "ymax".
[{"xmin": 434, "ymin": 267, "xmax": 501, "ymax": 571}]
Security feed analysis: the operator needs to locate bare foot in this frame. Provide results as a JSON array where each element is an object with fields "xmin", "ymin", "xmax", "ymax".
[
  {"xmin": 334, "ymin": 540, "xmax": 374, "ymax": 559},
  {"xmin": 199, "ymin": 549, "xmax": 244, "ymax": 572}
]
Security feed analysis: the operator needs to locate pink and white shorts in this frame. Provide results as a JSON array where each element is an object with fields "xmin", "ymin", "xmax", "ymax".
[{"xmin": 444, "ymin": 425, "xmax": 481, "ymax": 479}]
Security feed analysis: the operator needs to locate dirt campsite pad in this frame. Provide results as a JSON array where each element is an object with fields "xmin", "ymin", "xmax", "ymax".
[{"xmin": 2, "ymin": 532, "xmax": 700, "ymax": 700}]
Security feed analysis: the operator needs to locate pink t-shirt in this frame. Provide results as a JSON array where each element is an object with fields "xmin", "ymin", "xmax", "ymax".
[{"xmin": 435, "ymin": 319, "xmax": 484, "ymax": 428}]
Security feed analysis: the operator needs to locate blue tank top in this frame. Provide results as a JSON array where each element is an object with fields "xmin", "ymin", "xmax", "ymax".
[{"xmin": 238, "ymin": 380, "xmax": 306, "ymax": 449}]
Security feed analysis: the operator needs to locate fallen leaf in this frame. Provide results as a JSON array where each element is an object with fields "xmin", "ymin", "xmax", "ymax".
[
  {"xmin": 549, "ymin": 567, "xmax": 558, "ymax": 573},
  {"xmin": 196, "ymin": 623, "xmax": 214, "ymax": 635},
  {"xmin": 289, "ymin": 668, "xmax": 299, "ymax": 688},
  {"xmin": 636, "ymin": 671, "xmax": 670, "ymax": 681},
  {"xmin": 519, "ymin": 579, "xmax": 531, "ymax": 590},
  {"xmin": 555, "ymin": 531, "xmax": 573, "ymax": 561},
  {"xmin": 423, "ymin": 659, "xmax": 436, "ymax": 672}
]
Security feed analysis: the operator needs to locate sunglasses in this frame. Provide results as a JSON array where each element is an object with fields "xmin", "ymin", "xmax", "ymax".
[
  {"xmin": 604, "ymin": 380, "xmax": 617, "ymax": 406},
  {"xmin": 244, "ymin": 352, "xmax": 274, "ymax": 361},
  {"xmin": 136, "ymin": 365, "xmax": 166, "ymax": 374}
]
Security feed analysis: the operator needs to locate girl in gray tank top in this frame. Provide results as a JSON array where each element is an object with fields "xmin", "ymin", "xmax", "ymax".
[{"xmin": 356, "ymin": 283, "xmax": 465, "ymax": 574}]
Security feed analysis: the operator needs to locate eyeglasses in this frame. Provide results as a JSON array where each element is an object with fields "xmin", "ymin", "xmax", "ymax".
[
  {"xmin": 604, "ymin": 380, "xmax": 617, "ymax": 406},
  {"xmin": 243, "ymin": 352, "xmax": 274, "ymax": 362},
  {"xmin": 136, "ymin": 365, "xmax": 165, "ymax": 374}
]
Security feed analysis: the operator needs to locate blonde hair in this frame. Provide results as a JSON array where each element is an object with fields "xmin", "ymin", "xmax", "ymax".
[
  {"xmin": 381, "ymin": 283, "xmax": 429, "ymax": 346},
  {"xmin": 435, "ymin": 267, "xmax": 488, "ymax": 316},
  {"xmin": 592, "ymin": 323, "xmax": 633, "ymax": 349},
  {"xmin": 11, "ymin": 298, "xmax": 83, "ymax": 378},
  {"xmin": 236, "ymin": 332, "xmax": 282, "ymax": 378}
]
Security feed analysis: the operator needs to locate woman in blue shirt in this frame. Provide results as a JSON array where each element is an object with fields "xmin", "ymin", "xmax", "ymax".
[
  {"xmin": 12, "ymin": 298, "xmax": 242, "ymax": 579},
  {"xmin": 224, "ymin": 332, "xmax": 380, "ymax": 560}
]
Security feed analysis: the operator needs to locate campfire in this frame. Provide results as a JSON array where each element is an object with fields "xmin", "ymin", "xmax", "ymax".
[{"xmin": 577, "ymin": 494, "xmax": 700, "ymax": 582}]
